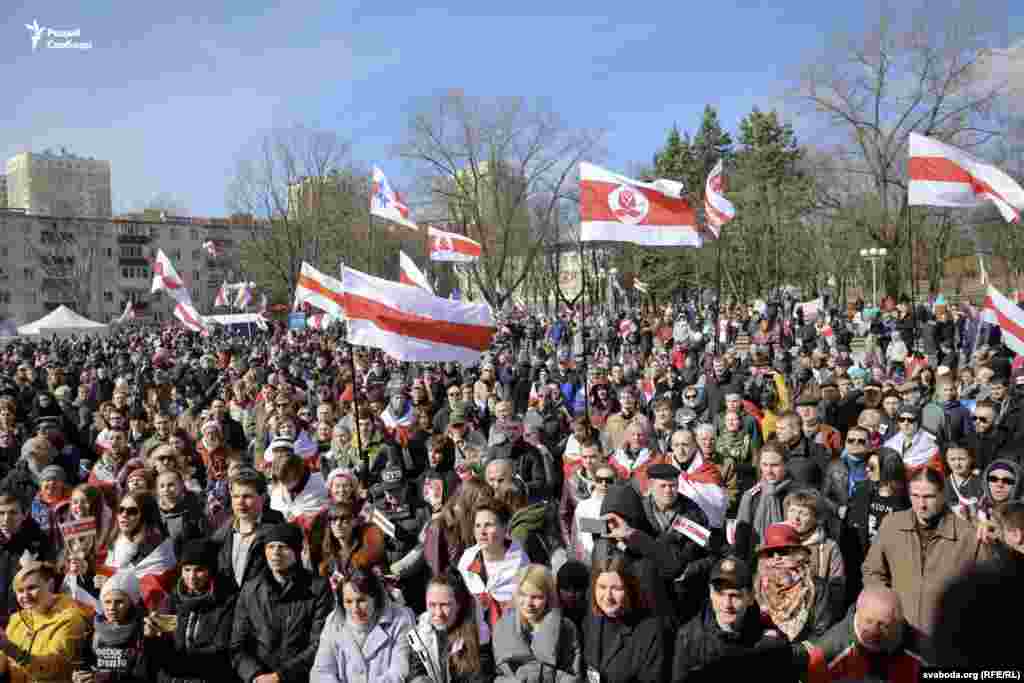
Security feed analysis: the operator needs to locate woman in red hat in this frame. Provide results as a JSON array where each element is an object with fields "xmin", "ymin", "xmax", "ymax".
[{"xmin": 753, "ymin": 522, "xmax": 834, "ymax": 642}]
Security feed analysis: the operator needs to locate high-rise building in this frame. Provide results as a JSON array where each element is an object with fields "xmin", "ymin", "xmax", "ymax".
[
  {"xmin": 5, "ymin": 148, "xmax": 112, "ymax": 217},
  {"xmin": 0, "ymin": 175, "xmax": 6, "ymax": 209}
]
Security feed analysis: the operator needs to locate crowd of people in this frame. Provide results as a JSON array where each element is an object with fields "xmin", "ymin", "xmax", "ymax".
[{"xmin": 0, "ymin": 294, "xmax": 1016, "ymax": 683}]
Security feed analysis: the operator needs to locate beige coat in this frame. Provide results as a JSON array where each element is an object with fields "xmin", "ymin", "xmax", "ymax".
[{"xmin": 862, "ymin": 508, "xmax": 990, "ymax": 635}]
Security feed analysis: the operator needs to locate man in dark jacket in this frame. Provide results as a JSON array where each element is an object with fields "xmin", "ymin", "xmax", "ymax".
[
  {"xmin": 966, "ymin": 400, "xmax": 1005, "ymax": 471},
  {"xmin": 673, "ymin": 556, "xmax": 791, "ymax": 682},
  {"xmin": 146, "ymin": 539, "xmax": 239, "ymax": 683},
  {"xmin": 214, "ymin": 469, "xmax": 287, "ymax": 594},
  {"xmin": 776, "ymin": 412, "xmax": 830, "ymax": 490},
  {"xmin": 485, "ymin": 416, "xmax": 548, "ymax": 500},
  {"xmin": 0, "ymin": 488, "xmax": 53, "ymax": 627},
  {"xmin": 231, "ymin": 523, "xmax": 332, "ymax": 683}
]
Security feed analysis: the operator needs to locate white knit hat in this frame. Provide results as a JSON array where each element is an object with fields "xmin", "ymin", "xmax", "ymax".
[{"xmin": 100, "ymin": 570, "xmax": 141, "ymax": 605}]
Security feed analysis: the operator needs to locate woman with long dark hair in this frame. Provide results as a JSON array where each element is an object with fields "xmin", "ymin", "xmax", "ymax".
[
  {"xmin": 408, "ymin": 570, "xmax": 494, "ymax": 683},
  {"xmin": 99, "ymin": 491, "xmax": 175, "ymax": 610},
  {"xmin": 319, "ymin": 502, "xmax": 387, "ymax": 586}
]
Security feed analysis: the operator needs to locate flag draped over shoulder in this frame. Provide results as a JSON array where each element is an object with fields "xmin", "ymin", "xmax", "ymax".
[
  {"xmin": 908, "ymin": 132, "xmax": 1024, "ymax": 223},
  {"xmin": 579, "ymin": 162, "xmax": 699, "ymax": 246},
  {"xmin": 342, "ymin": 266, "xmax": 495, "ymax": 364}
]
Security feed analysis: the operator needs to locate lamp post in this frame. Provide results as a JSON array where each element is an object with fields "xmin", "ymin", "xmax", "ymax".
[{"xmin": 859, "ymin": 247, "xmax": 888, "ymax": 307}]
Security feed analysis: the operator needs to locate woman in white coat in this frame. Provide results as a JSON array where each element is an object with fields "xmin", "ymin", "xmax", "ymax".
[{"xmin": 312, "ymin": 569, "xmax": 415, "ymax": 683}]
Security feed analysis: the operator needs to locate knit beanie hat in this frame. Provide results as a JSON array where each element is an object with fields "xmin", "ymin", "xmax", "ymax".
[
  {"xmin": 101, "ymin": 570, "xmax": 141, "ymax": 605},
  {"xmin": 178, "ymin": 539, "xmax": 218, "ymax": 570},
  {"xmin": 263, "ymin": 523, "xmax": 303, "ymax": 557}
]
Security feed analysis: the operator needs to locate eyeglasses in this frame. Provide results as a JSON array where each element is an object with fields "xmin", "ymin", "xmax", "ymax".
[
  {"xmin": 846, "ymin": 437, "xmax": 867, "ymax": 445},
  {"xmin": 988, "ymin": 476, "xmax": 1016, "ymax": 486},
  {"xmin": 595, "ymin": 477, "xmax": 615, "ymax": 485},
  {"xmin": 897, "ymin": 416, "xmax": 916, "ymax": 424},
  {"xmin": 765, "ymin": 549, "xmax": 791, "ymax": 559},
  {"xmin": 973, "ymin": 416, "xmax": 992, "ymax": 424},
  {"xmin": 684, "ymin": 394, "xmax": 697, "ymax": 400},
  {"xmin": 118, "ymin": 506, "xmax": 140, "ymax": 516}
]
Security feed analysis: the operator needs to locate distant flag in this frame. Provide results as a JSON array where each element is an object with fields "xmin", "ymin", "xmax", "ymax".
[
  {"xmin": 704, "ymin": 159, "xmax": 735, "ymax": 238},
  {"xmin": 428, "ymin": 226, "xmax": 482, "ymax": 263},
  {"xmin": 579, "ymin": 162, "xmax": 699, "ymax": 247},
  {"xmin": 398, "ymin": 251, "xmax": 434, "ymax": 294},
  {"xmin": 234, "ymin": 282, "xmax": 253, "ymax": 310},
  {"xmin": 449, "ymin": 288, "xmax": 461, "ymax": 302},
  {"xmin": 214, "ymin": 282, "xmax": 230, "ymax": 307},
  {"xmin": 295, "ymin": 262, "xmax": 346, "ymax": 320},
  {"xmin": 371, "ymin": 166, "xmax": 419, "ymax": 231},
  {"xmin": 202, "ymin": 241, "xmax": 222, "ymax": 258},
  {"xmin": 150, "ymin": 249, "xmax": 209, "ymax": 335},
  {"xmin": 908, "ymin": 132, "xmax": 1024, "ymax": 223},
  {"xmin": 174, "ymin": 301, "xmax": 210, "ymax": 337},
  {"xmin": 116, "ymin": 301, "xmax": 136, "ymax": 324},
  {"xmin": 983, "ymin": 285, "xmax": 1024, "ymax": 356}
]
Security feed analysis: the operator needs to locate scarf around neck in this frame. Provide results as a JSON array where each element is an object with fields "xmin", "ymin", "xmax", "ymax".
[{"xmin": 753, "ymin": 479, "xmax": 791, "ymax": 545}]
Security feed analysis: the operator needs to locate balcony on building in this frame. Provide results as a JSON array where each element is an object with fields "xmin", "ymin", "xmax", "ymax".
[{"xmin": 114, "ymin": 221, "xmax": 153, "ymax": 244}]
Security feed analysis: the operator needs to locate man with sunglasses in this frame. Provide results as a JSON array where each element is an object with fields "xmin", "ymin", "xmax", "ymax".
[
  {"xmin": 823, "ymin": 426, "xmax": 872, "ymax": 530},
  {"xmin": 965, "ymin": 400, "xmax": 1006, "ymax": 471},
  {"xmin": 882, "ymin": 404, "xmax": 942, "ymax": 476},
  {"xmin": 430, "ymin": 382, "xmax": 465, "ymax": 434}
]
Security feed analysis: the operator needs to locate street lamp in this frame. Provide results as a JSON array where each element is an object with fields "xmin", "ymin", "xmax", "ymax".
[{"xmin": 859, "ymin": 247, "xmax": 888, "ymax": 307}]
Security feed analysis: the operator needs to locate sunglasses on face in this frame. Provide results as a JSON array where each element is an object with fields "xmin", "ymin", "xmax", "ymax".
[
  {"xmin": 973, "ymin": 416, "xmax": 992, "ymax": 423},
  {"xmin": 989, "ymin": 476, "xmax": 1016, "ymax": 486},
  {"xmin": 118, "ymin": 506, "xmax": 140, "ymax": 516},
  {"xmin": 846, "ymin": 437, "xmax": 867, "ymax": 445},
  {"xmin": 765, "ymin": 549, "xmax": 791, "ymax": 559},
  {"xmin": 897, "ymin": 416, "xmax": 916, "ymax": 424},
  {"xmin": 595, "ymin": 476, "xmax": 615, "ymax": 485}
]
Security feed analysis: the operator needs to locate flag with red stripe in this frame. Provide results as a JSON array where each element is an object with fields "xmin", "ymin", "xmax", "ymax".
[
  {"xmin": 399, "ymin": 250, "xmax": 434, "ymax": 293},
  {"xmin": 428, "ymin": 226, "xmax": 482, "ymax": 263},
  {"xmin": 704, "ymin": 159, "xmax": 735, "ymax": 238},
  {"xmin": 342, "ymin": 265, "xmax": 496, "ymax": 364},
  {"xmin": 579, "ymin": 162, "xmax": 700, "ymax": 246},
  {"xmin": 174, "ymin": 301, "xmax": 210, "ymax": 336},
  {"xmin": 150, "ymin": 249, "xmax": 190, "ymax": 305},
  {"xmin": 100, "ymin": 537, "xmax": 177, "ymax": 610},
  {"xmin": 908, "ymin": 133, "xmax": 1024, "ymax": 223},
  {"xmin": 371, "ymin": 166, "xmax": 419, "ymax": 231},
  {"xmin": 295, "ymin": 262, "xmax": 346, "ymax": 320},
  {"xmin": 983, "ymin": 284, "xmax": 1024, "ymax": 356}
]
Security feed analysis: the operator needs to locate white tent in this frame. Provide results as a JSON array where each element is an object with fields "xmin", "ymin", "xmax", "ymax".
[{"xmin": 17, "ymin": 305, "xmax": 110, "ymax": 337}]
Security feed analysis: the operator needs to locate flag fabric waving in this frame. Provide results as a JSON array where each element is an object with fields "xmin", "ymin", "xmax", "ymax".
[
  {"xmin": 295, "ymin": 262, "xmax": 346, "ymax": 320},
  {"xmin": 704, "ymin": 159, "xmax": 735, "ymax": 238},
  {"xmin": 371, "ymin": 166, "xmax": 418, "ymax": 231},
  {"xmin": 150, "ymin": 249, "xmax": 189, "ymax": 304},
  {"xmin": 342, "ymin": 266, "xmax": 495, "ymax": 364},
  {"xmin": 428, "ymin": 225, "xmax": 482, "ymax": 263},
  {"xmin": 908, "ymin": 132, "xmax": 1024, "ymax": 223},
  {"xmin": 399, "ymin": 251, "xmax": 434, "ymax": 293},
  {"xmin": 677, "ymin": 452, "xmax": 727, "ymax": 529},
  {"xmin": 202, "ymin": 240, "xmax": 222, "ymax": 258},
  {"xmin": 983, "ymin": 284, "xmax": 1024, "ymax": 356},
  {"xmin": 234, "ymin": 282, "xmax": 253, "ymax": 310},
  {"xmin": 174, "ymin": 301, "xmax": 209, "ymax": 336},
  {"xmin": 579, "ymin": 162, "xmax": 699, "ymax": 246},
  {"xmin": 214, "ymin": 282, "xmax": 230, "ymax": 307}
]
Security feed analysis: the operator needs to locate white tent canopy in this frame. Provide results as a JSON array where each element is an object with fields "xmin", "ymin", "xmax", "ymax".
[{"xmin": 18, "ymin": 305, "xmax": 110, "ymax": 337}]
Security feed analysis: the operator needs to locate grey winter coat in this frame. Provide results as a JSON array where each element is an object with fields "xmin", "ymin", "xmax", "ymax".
[{"xmin": 493, "ymin": 608, "xmax": 582, "ymax": 683}]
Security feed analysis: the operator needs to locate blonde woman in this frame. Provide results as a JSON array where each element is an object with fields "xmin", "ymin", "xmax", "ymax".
[{"xmin": 492, "ymin": 564, "xmax": 581, "ymax": 683}]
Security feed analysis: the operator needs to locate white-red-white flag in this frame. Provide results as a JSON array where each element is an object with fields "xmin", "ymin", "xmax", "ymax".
[
  {"xmin": 174, "ymin": 301, "xmax": 210, "ymax": 336},
  {"xmin": 116, "ymin": 301, "xmax": 136, "ymax": 324},
  {"xmin": 342, "ymin": 266, "xmax": 495, "ymax": 364},
  {"xmin": 399, "ymin": 251, "xmax": 434, "ymax": 294},
  {"xmin": 983, "ymin": 284, "xmax": 1024, "ymax": 356},
  {"xmin": 202, "ymin": 240, "xmax": 222, "ymax": 258},
  {"xmin": 908, "ymin": 133, "xmax": 1024, "ymax": 223},
  {"xmin": 214, "ymin": 282, "xmax": 230, "ymax": 307},
  {"xmin": 579, "ymin": 162, "xmax": 700, "ymax": 246},
  {"xmin": 150, "ymin": 249, "xmax": 190, "ymax": 305},
  {"xmin": 676, "ymin": 452, "xmax": 727, "ymax": 529},
  {"xmin": 428, "ymin": 225, "xmax": 482, "ymax": 263},
  {"xmin": 295, "ymin": 262, "xmax": 346, "ymax": 320},
  {"xmin": 704, "ymin": 159, "xmax": 735, "ymax": 238},
  {"xmin": 234, "ymin": 282, "xmax": 253, "ymax": 310},
  {"xmin": 371, "ymin": 166, "xmax": 418, "ymax": 231}
]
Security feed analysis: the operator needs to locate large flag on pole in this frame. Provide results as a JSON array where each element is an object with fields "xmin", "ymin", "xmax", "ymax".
[
  {"xmin": 371, "ymin": 166, "xmax": 419, "ymax": 231},
  {"xmin": 150, "ymin": 249, "xmax": 209, "ymax": 335},
  {"xmin": 399, "ymin": 251, "xmax": 434, "ymax": 294},
  {"xmin": 116, "ymin": 301, "xmax": 135, "ymax": 324},
  {"xmin": 579, "ymin": 162, "xmax": 699, "ymax": 246},
  {"xmin": 982, "ymin": 284, "xmax": 1024, "ymax": 356},
  {"xmin": 908, "ymin": 133, "xmax": 1024, "ymax": 223},
  {"xmin": 295, "ymin": 262, "xmax": 346, "ymax": 320},
  {"xmin": 428, "ymin": 225, "xmax": 482, "ymax": 263},
  {"xmin": 342, "ymin": 266, "xmax": 495, "ymax": 364},
  {"xmin": 704, "ymin": 159, "xmax": 735, "ymax": 238}
]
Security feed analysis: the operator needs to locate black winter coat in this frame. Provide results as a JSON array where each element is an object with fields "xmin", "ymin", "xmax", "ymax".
[
  {"xmin": 146, "ymin": 582, "xmax": 239, "ymax": 683},
  {"xmin": 230, "ymin": 566, "xmax": 332, "ymax": 683},
  {"xmin": 0, "ymin": 518, "xmax": 54, "ymax": 627},
  {"xmin": 672, "ymin": 606, "xmax": 794, "ymax": 683},
  {"xmin": 581, "ymin": 613, "xmax": 665, "ymax": 683}
]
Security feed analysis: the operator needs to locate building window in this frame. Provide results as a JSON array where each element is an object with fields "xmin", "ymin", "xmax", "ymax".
[
  {"xmin": 0, "ymin": 292, "xmax": 9, "ymax": 305},
  {"xmin": 106, "ymin": 248, "xmax": 113, "ymax": 260},
  {"xmin": 122, "ymin": 267, "xmax": 128, "ymax": 279},
  {"xmin": 192, "ymin": 249, "xmax": 200, "ymax": 260},
  {"xmin": 28, "ymin": 292, "xmax": 36, "ymax": 304},
  {"xmin": 189, "ymin": 229, "xmax": 199, "ymax": 241},
  {"xmin": 173, "ymin": 249, "xmax": 182, "ymax": 261},
  {"xmin": 23, "ymin": 268, "xmax": 33, "ymax": 281},
  {"xmin": 103, "ymin": 291, "xmax": 113, "ymax": 303},
  {"xmin": 0, "ymin": 247, "xmax": 6, "ymax": 258},
  {"xmin": 193, "ymin": 270, "xmax": 200, "ymax": 284}
]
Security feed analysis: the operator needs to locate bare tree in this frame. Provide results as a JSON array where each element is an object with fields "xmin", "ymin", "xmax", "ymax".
[
  {"xmin": 227, "ymin": 125, "xmax": 370, "ymax": 302},
  {"xmin": 399, "ymin": 94, "xmax": 603, "ymax": 309},
  {"xmin": 794, "ymin": 2, "xmax": 1015, "ymax": 295}
]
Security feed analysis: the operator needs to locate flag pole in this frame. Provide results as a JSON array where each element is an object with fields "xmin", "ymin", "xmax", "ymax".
[
  {"xmin": 580, "ymin": 242, "xmax": 590, "ymax": 423},
  {"xmin": 715, "ymin": 233, "xmax": 722, "ymax": 355},
  {"xmin": 347, "ymin": 353, "xmax": 364, "ymax": 455},
  {"xmin": 907, "ymin": 202, "xmax": 917, "ymax": 355}
]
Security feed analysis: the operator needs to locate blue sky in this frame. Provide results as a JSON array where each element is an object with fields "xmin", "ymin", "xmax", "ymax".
[{"xmin": 3, "ymin": 0, "xmax": 1021, "ymax": 217}]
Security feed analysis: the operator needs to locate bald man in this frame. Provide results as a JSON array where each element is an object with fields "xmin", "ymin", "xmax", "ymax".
[{"xmin": 795, "ymin": 586, "xmax": 930, "ymax": 681}]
